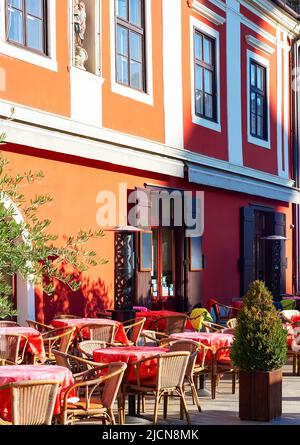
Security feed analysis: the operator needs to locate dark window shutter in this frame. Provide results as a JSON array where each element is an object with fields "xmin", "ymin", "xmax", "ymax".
[{"xmin": 241, "ymin": 206, "xmax": 256, "ymax": 295}]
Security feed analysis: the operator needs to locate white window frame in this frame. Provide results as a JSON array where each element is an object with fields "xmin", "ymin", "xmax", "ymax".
[
  {"xmin": 0, "ymin": 0, "xmax": 57, "ymax": 71},
  {"xmin": 247, "ymin": 49, "xmax": 271, "ymax": 149},
  {"xmin": 190, "ymin": 16, "xmax": 221, "ymax": 132},
  {"xmin": 110, "ymin": 0, "xmax": 153, "ymax": 106}
]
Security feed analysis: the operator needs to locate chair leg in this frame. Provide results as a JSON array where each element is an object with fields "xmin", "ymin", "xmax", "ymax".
[
  {"xmin": 153, "ymin": 393, "xmax": 160, "ymax": 425},
  {"xmin": 189, "ymin": 379, "xmax": 201, "ymax": 412},
  {"xmin": 178, "ymin": 388, "xmax": 191, "ymax": 425},
  {"xmin": 142, "ymin": 395, "xmax": 146, "ymax": 413},
  {"xmin": 297, "ymin": 355, "xmax": 300, "ymax": 376},
  {"xmin": 163, "ymin": 394, "xmax": 168, "ymax": 419},
  {"xmin": 211, "ymin": 369, "xmax": 216, "ymax": 400},
  {"xmin": 293, "ymin": 355, "xmax": 297, "ymax": 375},
  {"xmin": 232, "ymin": 371, "xmax": 236, "ymax": 394}
]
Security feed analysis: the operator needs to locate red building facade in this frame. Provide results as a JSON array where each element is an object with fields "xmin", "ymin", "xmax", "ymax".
[{"xmin": 0, "ymin": 0, "xmax": 300, "ymax": 324}]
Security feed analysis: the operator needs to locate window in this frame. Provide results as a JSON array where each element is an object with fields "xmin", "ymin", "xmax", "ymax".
[
  {"xmin": 115, "ymin": 0, "xmax": 145, "ymax": 91},
  {"xmin": 6, "ymin": 0, "xmax": 47, "ymax": 55},
  {"xmin": 250, "ymin": 60, "xmax": 268, "ymax": 141},
  {"xmin": 194, "ymin": 29, "xmax": 216, "ymax": 121}
]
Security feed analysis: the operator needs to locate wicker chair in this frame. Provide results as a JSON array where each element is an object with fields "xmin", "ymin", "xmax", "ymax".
[
  {"xmin": 78, "ymin": 340, "xmax": 108, "ymax": 360},
  {"xmin": 0, "ymin": 380, "xmax": 60, "ymax": 425},
  {"xmin": 121, "ymin": 317, "xmax": 146, "ymax": 346},
  {"xmin": 54, "ymin": 314, "xmax": 81, "ymax": 320},
  {"xmin": 60, "ymin": 362, "xmax": 127, "ymax": 425},
  {"xmin": 209, "ymin": 302, "xmax": 235, "ymax": 325},
  {"xmin": 26, "ymin": 319, "xmax": 53, "ymax": 333},
  {"xmin": 96, "ymin": 311, "xmax": 113, "ymax": 320},
  {"xmin": 53, "ymin": 349, "xmax": 103, "ymax": 376},
  {"xmin": 0, "ymin": 321, "xmax": 20, "ymax": 327},
  {"xmin": 202, "ymin": 321, "xmax": 225, "ymax": 332},
  {"xmin": 42, "ymin": 326, "xmax": 75, "ymax": 363},
  {"xmin": 149, "ymin": 315, "xmax": 188, "ymax": 339},
  {"xmin": 78, "ymin": 323, "xmax": 118, "ymax": 343},
  {"xmin": 0, "ymin": 334, "xmax": 28, "ymax": 365},
  {"xmin": 226, "ymin": 318, "xmax": 238, "ymax": 329},
  {"xmin": 125, "ymin": 351, "xmax": 191, "ymax": 425},
  {"xmin": 211, "ymin": 346, "xmax": 237, "ymax": 399}
]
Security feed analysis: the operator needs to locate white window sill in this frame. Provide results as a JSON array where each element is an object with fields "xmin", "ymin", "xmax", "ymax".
[
  {"xmin": 0, "ymin": 41, "xmax": 57, "ymax": 72},
  {"xmin": 248, "ymin": 134, "xmax": 271, "ymax": 149},
  {"xmin": 192, "ymin": 114, "xmax": 221, "ymax": 132},
  {"xmin": 111, "ymin": 81, "xmax": 154, "ymax": 106}
]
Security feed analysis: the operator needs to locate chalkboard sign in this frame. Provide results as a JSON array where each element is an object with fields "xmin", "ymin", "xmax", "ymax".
[
  {"xmin": 140, "ymin": 231, "xmax": 152, "ymax": 272},
  {"xmin": 190, "ymin": 237, "xmax": 203, "ymax": 271}
]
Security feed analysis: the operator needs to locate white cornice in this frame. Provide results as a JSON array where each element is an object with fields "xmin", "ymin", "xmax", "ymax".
[
  {"xmin": 241, "ymin": 0, "xmax": 300, "ymax": 35},
  {"xmin": 190, "ymin": 0, "xmax": 226, "ymax": 25},
  {"xmin": 208, "ymin": 0, "xmax": 226, "ymax": 11},
  {"xmin": 245, "ymin": 34, "xmax": 276, "ymax": 55},
  {"xmin": 0, "ymin": 99, "xmax": 295, "ymax": 191}
]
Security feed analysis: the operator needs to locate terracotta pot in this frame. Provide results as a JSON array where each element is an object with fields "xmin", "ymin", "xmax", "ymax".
[{"xmin": 239, "ymin": 369, "xmax": 282, "ymax": 421}]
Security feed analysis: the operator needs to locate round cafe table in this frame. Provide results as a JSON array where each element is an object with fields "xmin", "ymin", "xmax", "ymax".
[
  {"xmin": 0, "ymin": 365, "xmax": 74, "ymax": 422},
  {"xmin": 0, "ymin": 327, "xmax": 46, "ymax": 362},
  {"xmin": 51, "ymin": 317, "xmax": 129, "ymax": 345}
]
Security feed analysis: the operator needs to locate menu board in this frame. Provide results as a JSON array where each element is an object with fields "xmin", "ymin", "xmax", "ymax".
[{"xmin": 190, "ymin": 236, "xmax": 203, "ymax": 271}]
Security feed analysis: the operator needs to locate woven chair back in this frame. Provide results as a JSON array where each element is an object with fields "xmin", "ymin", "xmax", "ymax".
[{"xmin": 156, "ymin": 352, "xmax": 189, "ymax": 389}]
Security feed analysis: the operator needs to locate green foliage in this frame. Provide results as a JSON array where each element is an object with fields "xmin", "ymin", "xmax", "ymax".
[
  {"xmin": 231, "ymin": 280, "xmax": 287, "ymax": 372},
  {"xmin": 0, "ymin": 152, "xmax": 107, "ymax": 319}
]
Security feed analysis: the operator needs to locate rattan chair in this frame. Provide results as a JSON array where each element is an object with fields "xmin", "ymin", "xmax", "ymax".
[
  {"xmin": 60, "ymin": 362, "xmax": 127, "ymax": 425},
  {"xmin": 211, "ymin": 346, "xmax": 237, "ymax": 399},
  {"xmin": 54, "ymin": 314, "xmax": 81, "ymax": 320},
  {"xmin": 0, "ymin": 333, "xmax": 28, "ymax": 365},
  {"xmin": 96, "ymin": 311, "xmax": 113, "ymax": 320},
  {"xmin": 0, "ymin": 321, "xmax": 20, "ymax": 327},
  {"xmin": 78, "ymin": 323, "xmax": 118, "ymax": 343},
  {"xmin": 78, "ymin": 340, "xmax": 108, "ymax": 360},
  {"xmin": 0, "ymin": 380, "xmax": 60, "ymax": 425},
  {"xmin": 149, "ymin": 315, "xmax": 188, "ymax": 339},
  {"xmin": 42, "ymin": 326, "xmax": 75, "ymax": 363},
  {"xmin": 26, "ymin": 319, "xmax": 53, "ymax": 333},
  {"xmin": 125, "ymin": 351, "xmax": 191, "ymax": 425},
  {"xmin": 139, "ymin": 330, "xmax": 160, "ymax": 346},
  {"xmin": 226, "ymin": 318, "xmax": 238, "ymax": 329},
  {"xmin": 202, "ymin": 321, "xmax": 225, "ymax": 332},
  {"xmin": 53, "ymin": 349, "xmax": 104, "ymax": 376},
  {"xmin": 121, "ymin": 317, "xmax": 146, "ymax": 346}
]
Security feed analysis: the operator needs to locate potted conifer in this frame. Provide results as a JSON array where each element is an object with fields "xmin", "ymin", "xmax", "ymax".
[{"xmin": 231, "ymin": 280, "xmax": 287, "ymax": 421}]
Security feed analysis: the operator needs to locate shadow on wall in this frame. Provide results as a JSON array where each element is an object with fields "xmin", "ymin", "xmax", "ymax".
[{"xmin": 36, "ymin": 266, "xmax": 112, "ymax": 324}]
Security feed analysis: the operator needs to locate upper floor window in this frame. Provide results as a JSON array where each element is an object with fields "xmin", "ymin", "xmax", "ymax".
[
  {"xmin": 250, "ymin": 60, "xmax": 268, "ymax": 141},
  {"xmin": 6, "ymin": 0, "xmax": 48, "ymax": 55},
  {"xmin": 194, "ymin": 29, "xmax": 217, "ymax": 122},
  {"xmin": 115, "ymin": 0, "xmax": 145, "ymax": 91}
]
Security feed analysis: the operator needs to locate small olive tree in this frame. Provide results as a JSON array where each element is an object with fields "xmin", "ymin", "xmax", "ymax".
[{"xmin": 0, "ymin": 134, "xmax": 107, "ymax": 318}]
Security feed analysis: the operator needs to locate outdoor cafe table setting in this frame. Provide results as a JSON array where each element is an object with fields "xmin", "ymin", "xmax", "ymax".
[
  {"xmin": 51, "ymin": 317, "xmax": 129, "ymax": 345},
  {"xmin": 0, "ymin": 327, "xmax": 46, "ymax": 363},
  {"xmin": 134, "ymin": 310, "xmax": 194, "ymax": 331},
  {"xmin": 0, "ymin": 365, "xmax": 74, "ymax": 422}
]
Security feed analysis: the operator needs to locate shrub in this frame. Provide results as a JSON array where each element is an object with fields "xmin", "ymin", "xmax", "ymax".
[{"xmin": 231, "ymin": 280, "xmax": 287, "ymax": 372}]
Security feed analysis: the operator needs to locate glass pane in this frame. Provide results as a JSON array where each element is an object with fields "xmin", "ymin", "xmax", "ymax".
[
  {"xmin": 194, "ymin": 33, "xmax": 202, "ymax": 60},
  {"xmin": 130, "ymin": 32, "xmax": 142, "ymax": 61},
  {"xmin": 7, "ymin": 8, "xmax": 24, "ymax": 44},
  {"xmin": 129, "ymin": 0, "xmax": 141, "ymax": 26},
  {"xmin": 116, "ymin": 0, "xmax": 127, "ymax": 19},
  {"xmin": 195, "ymin": 65, "xmax": 203, "ymax": 91},
  {"xmin": 204, "ymin": 94, "xmax": 213, "ymax": 119},
  {"xmin": 162, "ymin": 229, "xmax": 174, "ymax": 293},
  {"xmin": 8, "ymin": 0, "xmax": 22, "ymax": 8},
  {"xmin": 26, "ymin": 0, "xmax": 42, "ymax": 17},
  {"xmin": 195, "ymin": 90, "xmax": 203, "ymax": 116},
  {"xmin": 257, "ymin": 95, "xmax": 264, "ymax": 117},
  {"xmin": 251, "ymin": 92, "xmax": 256, "ymax": 113},
  {"xmin": 251, "ymin": 112, "xmax": 256, "ymax": 135},
  {"xmin": 130, "ymin": 60, "xmax": 142, "ymax": 89},
  {"xmin": 257, "ymin": 66, "xmax": 264, "ymax": 91},
  {"xmin": 257, "ymin": 115, "xmax": 264, "ymax": 138},
  {"xmin": 26, "ymin": 16, "xmax": 43, "ymax": 51},
  {"xmin": 250, "ymin": 63, "xmax": 256, "ymax": 86},
  {"xmin": 117, "ymin": 54, "xmax": 129, "ymax": 84},
  {"xmin": 204, "ymin": 69, "xmax": 212, "ymax": 94},
  {"xmin": 117, "ymin": 26, "xmax": 128, "ymax": 56},
  {"xmin": 203, "ymin": 37, "xmax": 212, "ymax": 64},
  {"xmin": 151, "ymin": 230, "xmax": 158, "ymax": 297}
]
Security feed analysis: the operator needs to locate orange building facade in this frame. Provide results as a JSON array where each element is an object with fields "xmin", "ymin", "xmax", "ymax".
[{"xmin": 1, "ymin": 0, "xmax": 300, "ymax": 324}]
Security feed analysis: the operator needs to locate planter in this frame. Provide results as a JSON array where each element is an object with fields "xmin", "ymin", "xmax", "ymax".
[{"xmin": 239, "ymin": 369, "xmax": 282, "ymax": 421}]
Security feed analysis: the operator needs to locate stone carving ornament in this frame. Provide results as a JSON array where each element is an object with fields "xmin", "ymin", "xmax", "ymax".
[{"xmin": 74, "ymin": 0, "xmax": 88, "ymax": 70}]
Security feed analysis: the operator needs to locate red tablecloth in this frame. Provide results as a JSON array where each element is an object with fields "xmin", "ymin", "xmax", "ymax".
[
  {"xmin": 51, "ymin": 318, "xmax": 129, "ymax": 345},
  {"xmin": 169, "ymin": 331, "xmax": 234, "ymax": 364},
  {"xmin": 0, "ymin": 365, "xmax": 74, "ymax": 421},
  {"xmin": 0, "ymin": 327, "xmax": 46, "ymax": 361},
  {"xmin": 93, "ymin": 346, "xmax": 168, "ymax": 383},
  {"xmin": 135, "ymin": 310, "xmax": 194, "ymax": 331}
]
